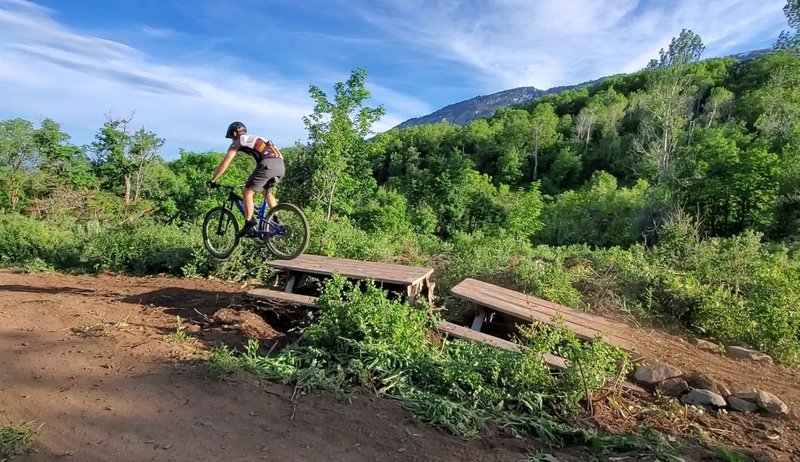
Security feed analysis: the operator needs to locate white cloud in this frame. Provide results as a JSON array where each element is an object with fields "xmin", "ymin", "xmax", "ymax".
[
  {"xmin": 139, "ymin": 25, "xmax": 181, "ymax": 39},
  {"xmin": 0, "ymin": 0, "xmax": 429, "ymax": 157},
  {"xmin": 352, "ymin": 0, "xmax": 786, "ymax": 90}
]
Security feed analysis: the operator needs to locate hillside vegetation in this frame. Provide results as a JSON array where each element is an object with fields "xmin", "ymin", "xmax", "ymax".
[{"xmin": 2, "ymin": 28, "xmax": 800, "ymax": 372}]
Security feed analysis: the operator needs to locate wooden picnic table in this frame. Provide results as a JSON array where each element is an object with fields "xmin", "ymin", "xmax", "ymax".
[
  {"xmin": 265, "ymin": 254, "xmax": 435, "ymax": 306},
  {"xmin": 451, "ymin": 278, "xmax": 642, "ymax": 357}
]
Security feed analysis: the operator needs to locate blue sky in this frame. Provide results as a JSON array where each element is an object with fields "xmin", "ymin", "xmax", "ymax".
[{"xmin": 0, "ymin": 0, "xmax": 787, "ymax": 159}]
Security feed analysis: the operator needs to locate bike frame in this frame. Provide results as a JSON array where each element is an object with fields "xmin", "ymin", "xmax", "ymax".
[{"xmin": 222, "ymin": 188, "xmax": 286, "ymax": 238}]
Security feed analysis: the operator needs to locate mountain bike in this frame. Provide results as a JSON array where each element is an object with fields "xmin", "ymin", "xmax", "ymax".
[{"xmin": 202, "ymin": 184, "xmax": 310, "ymax": 260}]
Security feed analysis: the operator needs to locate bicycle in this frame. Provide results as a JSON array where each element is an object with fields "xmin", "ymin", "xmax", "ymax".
[{"xmin": 201, "ymin": 184, "xmax": 310, "ymax": 260}]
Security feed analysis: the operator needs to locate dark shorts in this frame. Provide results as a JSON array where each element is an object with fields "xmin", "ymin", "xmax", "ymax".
[{"xmin": 245, "ymin": 157, "xmax": 285, "ymax": 193}]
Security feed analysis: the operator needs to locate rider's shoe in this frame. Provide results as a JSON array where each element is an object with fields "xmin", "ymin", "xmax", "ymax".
[{"xmin": 237, "ymin": 219, "xmax": 258, "ymax": 238}]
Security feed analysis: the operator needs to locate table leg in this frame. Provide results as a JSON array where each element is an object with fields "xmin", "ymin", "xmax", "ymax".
[
  {"xmin": 470, "ymin": 307, "xmax": 487, "ymax": 332},
  {"xmin": 284, "ymin": 271, "xmax": 297, "ymax": 293}
]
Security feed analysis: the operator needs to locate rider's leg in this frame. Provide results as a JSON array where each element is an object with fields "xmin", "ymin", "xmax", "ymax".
[{"xmin": 238, "ymin": 165, "xmax": 265, "ymax": 238}]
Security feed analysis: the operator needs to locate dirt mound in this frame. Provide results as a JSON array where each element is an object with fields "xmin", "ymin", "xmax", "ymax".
[{"xmin": 206, "ymin": 307, "xmax": 287, "ymax": 349}]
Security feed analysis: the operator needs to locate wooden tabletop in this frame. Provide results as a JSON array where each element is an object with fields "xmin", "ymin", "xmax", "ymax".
[
  {"xmin": 267, "ymin": 254, "xmax": 434, "ymax": 286},
  {"xmin": 451, "ymin": 278, "xmax": 640, "ymax": 354}
]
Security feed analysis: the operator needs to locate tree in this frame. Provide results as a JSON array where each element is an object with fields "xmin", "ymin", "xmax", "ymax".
[
  {"xmin": 702, "ymin": 87, "xmax": 734, "ymax": 128},
  {"xmin": 680, "ymin": 125, "xmax": 779, "ymax": 235},
  {"xmin": 33, "ymin": 118, "xmax": 94, "ymax": 190},
  {"xmin": 128, "ymin": 128, "xmax": 164, "ymax": 202},
  {"xmin": 634, "ymin": 32, "xmax": 705, "ymax": 184},
  {"xmin": 90, "ymin": 114, "xmax": 164, "ymax": 205},
  {"xmin": 775, "ymin": 0, "xmax": 800, "ymax": 52},
  {"xmin": 0, "ymin": 118, "xmax": 40, "ymax": 211},
  {"xmin": 302, "ymin": 67, "xmax": 385, "ymax": 219},
  {"xmin": 631, "ymin": 71, "xmax": 697, "ymax": 185},
  {"xmin": 647, "ymin": 29, "xmax": 705, "ymax": 69},
  {"xmin": 529, "ymin": 103, "xmax": 559, "ymax": 181}
]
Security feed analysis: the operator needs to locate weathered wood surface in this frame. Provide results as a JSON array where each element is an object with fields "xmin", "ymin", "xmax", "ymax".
[
  {"xmin": 451, "ymin": 278, "xmax": 640, "ymax": 354},
  {"xmin": 436, "ymin": 321, "xmax": 647, "ymax": 395},
  {"xmin": 436, "ymin": 321, "xmax": 569, "ymax": 370},
  {"xmin": 267, "ymin": 254, "xmax": 433, "ymax": 286},
  {"xmin": 247, "ymin": 288, "xmax": 319, "ymax": 307}
]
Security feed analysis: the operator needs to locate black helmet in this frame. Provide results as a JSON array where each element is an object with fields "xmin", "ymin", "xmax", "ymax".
[{"xmin": 226, "ymin": 121, "xmax": 246, "ymax": 139}]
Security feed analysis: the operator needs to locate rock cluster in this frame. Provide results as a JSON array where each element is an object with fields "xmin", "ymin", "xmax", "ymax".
[{"xmin": 632, "ymin": 362, "xmax": 789, "ymax": 416}]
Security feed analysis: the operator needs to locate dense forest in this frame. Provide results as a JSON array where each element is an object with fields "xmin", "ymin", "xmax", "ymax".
[{"xmin": 2, "ymin": 21, "xmax": 800, "ymax": 366}]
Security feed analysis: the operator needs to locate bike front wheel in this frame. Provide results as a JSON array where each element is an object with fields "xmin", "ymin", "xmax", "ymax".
[
  {"xmin": 264, "ymin": 203, "xmax": 310, "ymax": 260},
  {"xmin": 202, "ymin": 207, "xmax": 240, "ymax": 259}
]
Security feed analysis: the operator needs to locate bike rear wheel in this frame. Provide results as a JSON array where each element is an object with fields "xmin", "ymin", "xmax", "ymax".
[
  {"xmin": 202, "ymin": 207, "xmax": 240, "ymax": 259},
  {"xmin": 264, "ymin": 203, "xmax": 310, "ymax": 260}
]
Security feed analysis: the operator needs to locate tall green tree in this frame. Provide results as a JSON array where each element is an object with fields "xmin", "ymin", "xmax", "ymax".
[
  {"xmin": 647, "ymin": 29, "xmax": 705, "ymax": 68},
  {"xmin": 91, "ymin": 115, "xmax": 164, "ymax": 205},
  {"xmin": 0, "ymin": 118, "xmax": 40, "ymax": 211},
  {"xmin": 528, "ymin": 103, "xmax": 559, "ymax": 181},
  {"xmin": 775, "ymin": 0, "xmax": 800, "ymax": 53},
  {"xmin": 302, "ymin": 67, "xmax": 385, "ymax": 219}
]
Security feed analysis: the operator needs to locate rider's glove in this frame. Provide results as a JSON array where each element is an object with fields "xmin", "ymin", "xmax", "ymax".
[{"xmin": 207, "ymin": 180, "xmax": 219, "ymax": 189}]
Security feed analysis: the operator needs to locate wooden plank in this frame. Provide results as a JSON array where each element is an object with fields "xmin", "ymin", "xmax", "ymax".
[
  {"xmin": 461, "ymin": 283, "xmax": 639, "ymax": 345},
  {"xmin": 453, "ymin": 278, "xmax": 633, "ymax": 335},
  {"xmin": 451, "ymin": 279, "xmax": 639, "ymax": 352},
  {"xmin": 267, "ymin": 254, "xmax": 434, "ymax": 286},
  {"xmin": 436, "ymin": 321, "xmax": 569, "ymax": 371},
  {"xmin": 247, "ymin": 288, "xmax": 318, "ymax": 307},
  {"xmin": 436, "ymin": 322, "xmax": 647, "ymax": 395}
]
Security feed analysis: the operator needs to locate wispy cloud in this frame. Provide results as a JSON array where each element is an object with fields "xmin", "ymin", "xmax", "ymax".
[
  {"xmin": 139, "ymin": 25, "xmax": 181, "ymax": 39},
  {"xmin": 352, "ymin": 0, "xmax": 786, "ymax": 90},
  {"xmin": 0, "ymin": 0, "xmax": 430, "ymax": 155}
]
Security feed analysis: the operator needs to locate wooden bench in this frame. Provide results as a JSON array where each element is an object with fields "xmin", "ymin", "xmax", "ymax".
[
  {"xmin": 267, "ymin": 254, "xmax": 435, "ymax": 306},
  {"xmin": 451, "ymin": 278, "xmax": 641, "ymax": 357},
  {"xmin": 436, "ymin": 321, "xmax": 646, "ymax": 395},
  {"xmin": 436, "ymin": 321, "xmax": 569, "ymax": 370},
  {"xmin": 247, "ymin": 288, "xmax": 319, "ymax": 307}
]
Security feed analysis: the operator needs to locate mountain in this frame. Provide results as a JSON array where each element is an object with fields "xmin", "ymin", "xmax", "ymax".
[
  {"xmin": 394, "ymin": 81, "xmax": 599, "ymax": 130},
  {"xmin": 394, "ymin": 49, "xmax": 772, "ymax": 130}
]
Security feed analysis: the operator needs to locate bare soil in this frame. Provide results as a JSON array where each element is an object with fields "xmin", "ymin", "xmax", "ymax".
[{"xmin": 1, "ymin": 269, "xmax": 798, "ymax": 461}]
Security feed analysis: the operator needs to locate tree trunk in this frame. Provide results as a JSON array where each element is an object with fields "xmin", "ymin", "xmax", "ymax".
[
  {"xmin": 123, "ymin": 174, "xmax": 131, "ymax": 205},
  {"xmin": 325, "ymin": 174, "xmax": 339, "ymax": 221}
]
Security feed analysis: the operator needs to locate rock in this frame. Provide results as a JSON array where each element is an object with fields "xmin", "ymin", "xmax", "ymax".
[
  {"xmin": 689, "ymin": 338, "xmax": 720, "ymax": 353},
  {"xmin": 685, "ymin": 372, "xmax": 731, "ymax": 398},
  {"xmin": 728, "ymin": 396, "xmax": 759, "ymax": 413},
  {"xmin": 657, "ymin": 378, "xmax": 689, "ymax": 397},
  {"xmin": 724, "ymin": 346, "xmax": 773, "ymax": 363},
  {"xmin": 756, "ymin": 390, "xmax": 789, "ymax": 415},
  {"xmin": 634, "ymin": 363, "xmax": 684, "ymax": 385},
  {"xmin": 732, "ymin": 387, "xmax": 759, "ymax": 402},
  {"xmin": 186, "ymin": 324, "xmax": 201, "ymax": 334},
  {"xmin": 681, "ymin": 389, "xmax": 727, "ymax": 408}
]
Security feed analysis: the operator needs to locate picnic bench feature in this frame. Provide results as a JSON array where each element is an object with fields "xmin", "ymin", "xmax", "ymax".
[
  {"xmin": 247, "ymin": 288, "xmax": 318, "ymax": 308},
  {"xmin": 435, "ymin": 321, "xmax": 646, "ymax": 395},
  {"xmin": 266, "ymin": 254, "xmax": 435, "ymax": 306},
  {"xmin": 451, "ymin": 278, "xmax": 641, "ymax": 357}
]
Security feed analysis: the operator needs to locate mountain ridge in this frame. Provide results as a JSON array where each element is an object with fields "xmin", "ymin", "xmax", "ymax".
[{"xmin": 393, "ymin": 48, "xmax": 771, "ymax": 130}]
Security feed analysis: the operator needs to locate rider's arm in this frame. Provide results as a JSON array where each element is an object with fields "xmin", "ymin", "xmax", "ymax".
[{"xmin": 210, "ymin": 147, "xmax": 238, "ymax": 182}]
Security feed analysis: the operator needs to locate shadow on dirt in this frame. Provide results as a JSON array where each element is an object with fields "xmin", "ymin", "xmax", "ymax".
[{"xmin": 0, "ymin": 284, "xmax": 97, "ymax": 296}]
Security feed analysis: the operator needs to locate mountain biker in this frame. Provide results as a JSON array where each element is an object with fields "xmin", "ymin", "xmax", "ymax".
[{"xmin": 207, "ymin": 121, "xmax": 285, "ymax": 237}]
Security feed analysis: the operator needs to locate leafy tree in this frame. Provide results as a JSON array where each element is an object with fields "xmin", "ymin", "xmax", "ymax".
[
  {"xmin": 529, "ymin": 103, "xmax": 559, "ymax": 180},
  {"xmin": 90, "ymin": 115, "xmax": 164, "ymax": 205},
  {"xmin": 775, "ymin": 0, "xmax": 800, "ymax": 52},
  {"xmin": 0, "ymin": 118, "xmax": 40, "ymax": 211},
  {"xmin": 647, "ymin": 29, "xmax": 705, "ymax": 69},
  {"xmin": 702, "ymin": 87, "xmax": 734, "ymax": 128},
  {"xmin": 680, "ymin": 125, "xmax": 779, "ymax": 235},
  {"xmin": 302, "ymin": 67, "xmax": 385, "ymax": 219}
]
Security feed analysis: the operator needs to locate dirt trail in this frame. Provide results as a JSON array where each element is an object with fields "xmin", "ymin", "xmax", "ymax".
[
  {"xmin": 0, "ymin": 270, "xmax": 536, "ymax": 462},
  {"xmin": 1, "ymin": 269, "xmax": 798, "ymax": 461}
]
